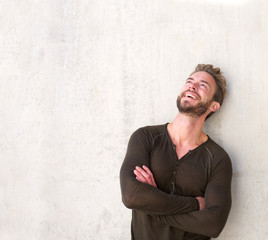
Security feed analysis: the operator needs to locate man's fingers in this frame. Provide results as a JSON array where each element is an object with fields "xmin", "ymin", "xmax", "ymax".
[
  {"xmin": 134, "ymin": 169, "xmax": 147, "ymax": 182},
  {"xmin": 142, "ymin": 165, "xmax": 153, "ymax": 176},
  {"xmin": 144, "ymin": 166, "xmax": 157, "ymax": 187},
  {"xmin": 136, "ymin": 175, "xmax": 148, "ymax": 184},
  {"xmin": 134, "ymin": 166, "xmax": 157, "ymax": 187},
  {"xmin": 135, "ymin": 166, "xmax": 150, "ymax": 179}
]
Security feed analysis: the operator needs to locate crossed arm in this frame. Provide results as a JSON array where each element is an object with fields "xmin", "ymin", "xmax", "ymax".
[
  {"xmin": 120, "ymin": 128, "xmax": 232, "ymax": 237},
  {"xmin": 134, "ymin": 165, "xmax": 205, "ymax": 210},
  {"xmin": 133, "ymin": 163, "xmax": 231, "ymax": 238}
]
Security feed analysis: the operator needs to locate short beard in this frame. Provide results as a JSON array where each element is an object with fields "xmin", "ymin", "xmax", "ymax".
[{"xmin": 176, "ymin": 94, "xmax": 213, "ymax": 118}]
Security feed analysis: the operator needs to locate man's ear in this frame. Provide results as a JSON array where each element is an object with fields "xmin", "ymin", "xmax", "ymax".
[{"xmin": 210, "ymin": 101, "xmax": 220, "ymax": 113}]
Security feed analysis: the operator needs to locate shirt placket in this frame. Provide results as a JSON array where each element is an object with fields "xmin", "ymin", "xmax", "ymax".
[{"xmin": 170, "ymin": 144, "xmax": 191, "ymax": 194}]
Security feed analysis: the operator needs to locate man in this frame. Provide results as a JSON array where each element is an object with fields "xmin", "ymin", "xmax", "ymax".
[{"xmin": 120, "ymin": 64, "xmax": 232, "ymax": 240}]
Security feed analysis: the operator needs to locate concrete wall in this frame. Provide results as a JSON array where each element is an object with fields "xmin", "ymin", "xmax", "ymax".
[{"xmin": 0, "ymin": 0, "xmax": 267, "ymax": 239}]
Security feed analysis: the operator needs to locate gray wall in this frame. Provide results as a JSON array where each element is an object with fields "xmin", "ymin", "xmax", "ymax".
[{"xmin": 1, "ymin": 0, "xmax": 267, "ymax": 239}]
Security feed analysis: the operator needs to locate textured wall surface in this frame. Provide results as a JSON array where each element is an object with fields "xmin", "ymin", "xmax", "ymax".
[{"xmin": 0, "ymin": 0, "xmax": 267, "ymax": 239}]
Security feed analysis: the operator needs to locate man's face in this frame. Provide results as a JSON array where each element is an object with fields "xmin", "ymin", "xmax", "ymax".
[{"xmin": 177, "ymin": 71, "xmax": 217, "ymax": 118}]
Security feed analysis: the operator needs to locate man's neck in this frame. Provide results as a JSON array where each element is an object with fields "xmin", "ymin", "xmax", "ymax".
[{"xmin": 167, "ymin": 112, "xmax": 207, "ymax": 148}]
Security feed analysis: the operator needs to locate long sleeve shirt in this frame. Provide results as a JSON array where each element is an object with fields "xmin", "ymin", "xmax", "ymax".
[{"xmin": 120, "ymin": 124, "xmax": 232, "ymax": 240}]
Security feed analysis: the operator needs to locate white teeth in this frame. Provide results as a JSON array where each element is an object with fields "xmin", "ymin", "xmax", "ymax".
[{"xmin": 186, "ymin": 93, "xmax": 197, "ymax": 99}]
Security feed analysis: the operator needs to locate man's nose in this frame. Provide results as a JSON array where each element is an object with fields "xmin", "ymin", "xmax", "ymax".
[{"xmin": 188, "ymin": 83, "xmax": 197, "ymax": 91}]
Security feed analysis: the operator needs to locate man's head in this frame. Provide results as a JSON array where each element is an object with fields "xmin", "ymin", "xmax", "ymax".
[{"xmin": 177, "ymin": 64, "xmax": 227, "ymax": 119}]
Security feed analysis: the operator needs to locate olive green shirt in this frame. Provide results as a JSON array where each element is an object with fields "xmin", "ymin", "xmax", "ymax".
[{"xmin": 120, "ymin": 124, "xmax": 232, "ymax": 239}]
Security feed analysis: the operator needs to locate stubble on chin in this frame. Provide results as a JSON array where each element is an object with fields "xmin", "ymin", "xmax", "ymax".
[{"xmin": 176, "ymin": 95, "xmax": 213, "ymax": 118}]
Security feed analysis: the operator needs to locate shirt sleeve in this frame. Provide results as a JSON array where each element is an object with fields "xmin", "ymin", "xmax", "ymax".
[
  {"xmin": 120, "ymin": 128, "xmax": 199, "ymax": 215},
  {"xmin": 154, "ymin": 153, "xmax": 232, "ymax": 238}
]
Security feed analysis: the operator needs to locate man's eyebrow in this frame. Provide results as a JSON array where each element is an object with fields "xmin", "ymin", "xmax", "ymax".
[{"xmin": 200, "ymin": 80, "xmax": 211, "ymax": 87}]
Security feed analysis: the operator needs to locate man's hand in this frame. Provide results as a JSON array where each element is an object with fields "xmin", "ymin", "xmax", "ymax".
[
  {"xmin": 195, "ymin": 196, "xmax": 205, "ymax": 210},
  {"xmin": 134, "ymin": 165, "xmax": 157, "ymax": 187}
]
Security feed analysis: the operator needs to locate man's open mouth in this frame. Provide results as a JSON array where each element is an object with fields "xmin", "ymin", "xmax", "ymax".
[{"xmin": 186, "ymin": 93, "xmax": 197, "ymax": 99}]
